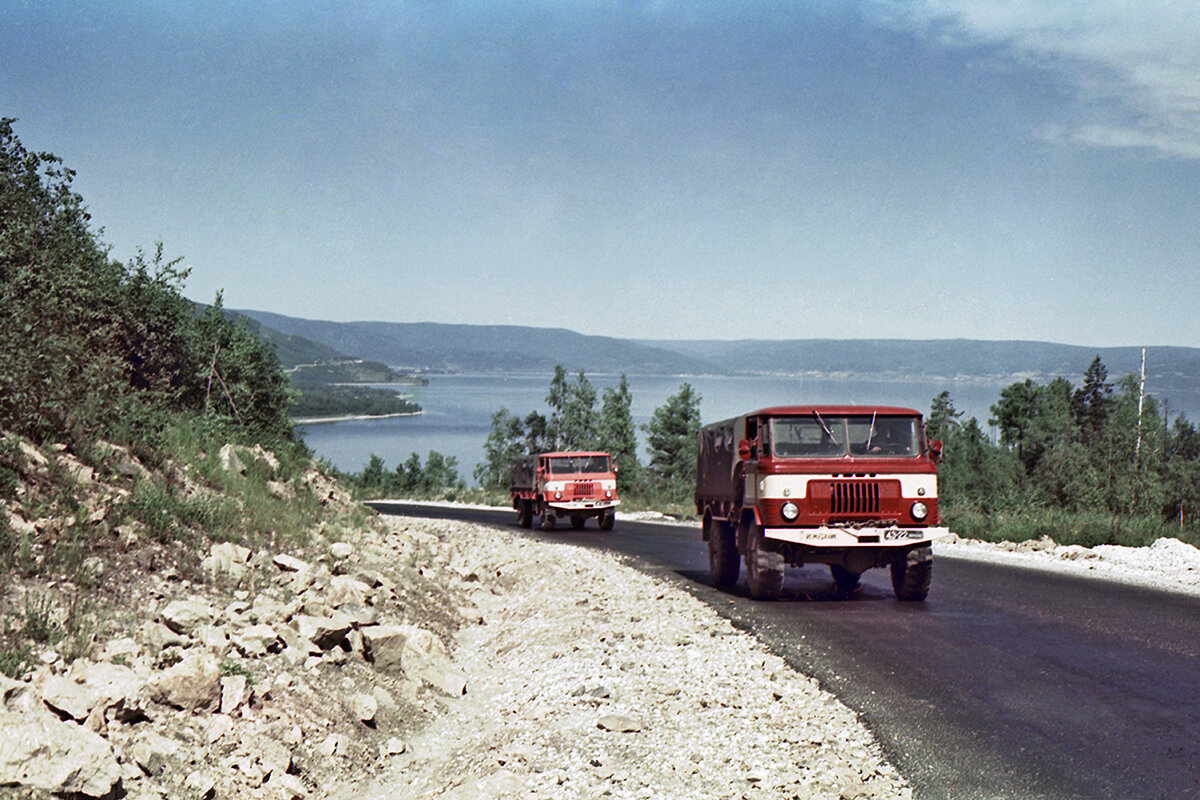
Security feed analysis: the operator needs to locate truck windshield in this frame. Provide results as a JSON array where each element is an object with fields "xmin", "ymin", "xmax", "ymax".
[
  {"xmin": 547, "ymin": 455, "xmax": 610, "ymax": 474},
  {"xmin": 770, "ymin": 416, "xmax": 919, "ymax": 458}
]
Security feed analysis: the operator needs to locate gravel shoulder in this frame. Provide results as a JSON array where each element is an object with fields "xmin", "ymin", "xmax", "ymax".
[{"xmin": 344, "ymin": 516, "xmax": 912, "ymax": 800}]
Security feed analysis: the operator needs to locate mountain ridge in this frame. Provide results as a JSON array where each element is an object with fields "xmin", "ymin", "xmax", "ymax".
[{"xmin": 232, "ymin": 309, "xmax": 1200, "ymax": 408}]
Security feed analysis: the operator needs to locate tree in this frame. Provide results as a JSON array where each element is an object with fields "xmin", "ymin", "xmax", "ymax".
[
  {"xmin": 643, "ymin": 383, "xmax": 701, "ymax": 500},
  {"xmin": 422, "ymin": 451, "xmax": 462, "ymax": 491},
  {"xmin": 989, "ymin": 378, "xmax": 1041, "ymax": 470},
  {"xmin": 474, "ymin": 408, "xmax": 524, "ymax": 488},
  {"xmin": 522, "ymin": 410, "xmax": 552, "ymax": 454},
  {"xmin": 360, "ymin": 454, "xmax": 386, "ymax": 489},
  {"xmin": 545, "ymin": 365, "xmax": 569, "ymax": 449},
  {"xmin": 598, "ymin": 374, "xmax": 640, "ymax": 489},
  {"xmin": 1072, "ymin": 356, "xmax": 1113, "ymax": 447},
  {"xmin": 560, "ymin": 369, "xmax": 598, "ymax": 450},
  {"xmin": 926, "ymin": 391, "xmax": 963, "ymax": 443}
]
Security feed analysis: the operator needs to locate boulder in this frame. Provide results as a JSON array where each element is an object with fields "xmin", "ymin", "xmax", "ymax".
[
  {"xmin": 130, "ymin": 729, "xmax": 181, "ymax": 776},
  {"xmin": 351, "ymin": 692, "xmax": 378, "ymax": 725},
  {"xmin": 325, "ymin": 575, "xmax": 372, "ymax": 608},
  {"xmin": 360, "ymin": 624, "xmax": 466, "ymax": 696},
  {"xmin": 359, "ymin": 625, "xmax": 410, "ymax": 672},
  {"xmin": 202, "ymin": 541, "xmax": 252, "ymax": 580},
  {"xmin": 0, "ymin": 708, "xmax": 122, "ymax": 797},
  {"xmin": 147, "ymin": 652, "xmax": 220, "ymax": 710},
  {"xmin": 220, "ymin": 674, "xmax": 249, "ymax": 714},
  {"xmin": 233, "ymin": 623, "xmax": 280, "ymax": 657},
  {"xmin": 273, "ymin": 553, "xmax": 311, "ymax": 573},
  {"xmin": 597, "ymin": 713, "xmax": 643, "ymax": 733},
  {"xmin": 40, "ymin": 662, "xmax": 145, "ymax": 723},
  {"xmin": 292, "ymin": 613, "xmax": 352, "ymax": 650},
  {"xmin": 161, "ymin": 597, "xmax": 214, "ymax": 635}
]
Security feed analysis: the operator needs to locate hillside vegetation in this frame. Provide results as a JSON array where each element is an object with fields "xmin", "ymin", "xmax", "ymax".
[{"xmin": 0, "ymin": 115, "xmax": 318, "ymax": 603}]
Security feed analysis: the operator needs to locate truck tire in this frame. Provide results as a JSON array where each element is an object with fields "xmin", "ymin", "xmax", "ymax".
[
  {"xmin": 540, "ymin": 509, "xmax": 556, "ymax": 531},
  {"xmin": 517, "ymin": 499, "xmax": 533, "ymax": 528},
  {"xmin": 571, "ymin": 515, "xmax": 586, "ymax": 530},
  {"xmin": 706, "ymin": 517, "xmax": 739, "ymax": 587},
  {"xmin": 830, "ymin": 564, "xmax": 861, "ymax": 592},
  {"xmin": 892, "ymin": 546, "xmax": 933, "ymax": 601},
  {"xmin": 598, "ymin": 509, "xmax": 615, "ymax": 531},
  {"xmin": 745, "ymin": 522, "xmax": 784, "ymax": 600}
]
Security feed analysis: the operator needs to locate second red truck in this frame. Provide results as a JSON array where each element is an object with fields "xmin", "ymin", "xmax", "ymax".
[{"xmin": 510, "ymin": 451, "xmax": 619, "ymax": 531}]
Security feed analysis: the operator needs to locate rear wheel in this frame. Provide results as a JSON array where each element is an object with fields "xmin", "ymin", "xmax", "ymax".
[
  {"xmin": 892, "ymin": 546, "xmax": 933, "ymax": 601},
  {"xmin": 830, "ymin": 564, "xmax": 861, "ymax": 592},
  {"xmin": 744, "ymin": 522, "xmax": 784, "ymax": 600},
  {"xmin": 517, "ymin": 499, "xmax": 532, "ymax": 528},
  {"xmin": 598, "ymin": 509, "xmax": 615, "ymax": 531},
  {"xmin": 570, "ymin": 515, "xmax": 586, "ymax": 530},
  {"xmin": 706, "ymin": 516, "xmax": 739, "ymax": 587}
]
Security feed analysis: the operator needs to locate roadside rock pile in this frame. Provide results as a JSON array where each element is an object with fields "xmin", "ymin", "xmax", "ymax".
[{"xmin": 0, "ymin": 520, "xmax": 482, "ymax": 799}]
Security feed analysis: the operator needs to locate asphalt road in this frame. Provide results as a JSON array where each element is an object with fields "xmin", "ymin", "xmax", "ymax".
[{"xmin": 367, "ymin": 501, "xmax": 1200, "ymax": 800}]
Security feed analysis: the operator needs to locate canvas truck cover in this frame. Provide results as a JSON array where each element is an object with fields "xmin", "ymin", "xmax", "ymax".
[
  {"xmin": 510, "ymin": 454, "xmax": 537, "ymax": 491},
  {"xmin": 696, "ymin": 418, "xmax": 737, "ymax": 498}
]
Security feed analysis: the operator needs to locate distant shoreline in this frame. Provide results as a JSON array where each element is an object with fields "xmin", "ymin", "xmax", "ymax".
[{"xmin": 291, "ymin": 410, "xmax": 424, "ymax": 425}]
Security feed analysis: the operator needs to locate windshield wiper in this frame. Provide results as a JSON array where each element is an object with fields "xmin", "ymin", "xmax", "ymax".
[
  {"xmin": 812, "ymin": 410, "xmax": 837, "ymax": 445},
  {"xmin": 864, "ymin": 410, "xmax": 877, "ymax": 451}
]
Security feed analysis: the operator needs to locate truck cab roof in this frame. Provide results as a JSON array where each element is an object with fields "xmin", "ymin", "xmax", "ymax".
[{"xmin": 749, "ymin": 405, "xmax": 921, "ymax": 417}]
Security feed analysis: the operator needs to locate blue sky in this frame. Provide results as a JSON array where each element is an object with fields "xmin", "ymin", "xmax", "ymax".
[{"xmin": 3, "ymin": 1, "xmax": 1198, "ymax": 346}]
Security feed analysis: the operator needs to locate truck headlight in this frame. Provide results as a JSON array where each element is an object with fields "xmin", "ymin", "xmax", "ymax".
[
  {"xmin": 910, "ymin": 501, "xmax": 928, "ymax": 521},
  {"xmin": 781, "ymin": 502, "xmax": 799, "ymax": 521},
  {"xmin": 555, "ymin": 491, "xmax": 562, "ymax": 500},
  {"xmin": 605, "ymin": 490, "xmax": 613, "ymax": 498}
]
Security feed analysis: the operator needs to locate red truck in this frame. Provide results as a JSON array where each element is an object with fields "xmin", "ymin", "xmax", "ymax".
[
  {"xmin": 510, "ymin": 451, "xmax": 619, "ymax": 531},
  {"xmin": 695, "ymin": 405, "xmax": 949, "ymax": 601}
]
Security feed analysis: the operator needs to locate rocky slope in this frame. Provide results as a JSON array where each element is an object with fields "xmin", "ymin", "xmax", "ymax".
[{"xmin": 0, "ymin": 439, "xmax": 909, "ymax": 800}]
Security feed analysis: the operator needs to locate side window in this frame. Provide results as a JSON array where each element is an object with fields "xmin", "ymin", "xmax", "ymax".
[{"xmin": 746, "ymin": 417, "xmax": 759, "ymax": 457}]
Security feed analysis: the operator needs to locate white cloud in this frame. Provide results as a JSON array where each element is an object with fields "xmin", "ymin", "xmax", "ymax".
[{"xmin": 879, "ymin": 0, "xmax": 1200, "ymax": 159}]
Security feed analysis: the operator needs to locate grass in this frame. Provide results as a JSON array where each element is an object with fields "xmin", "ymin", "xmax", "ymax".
[{"xmin": 943, "ymin": 505, "xmax": 1200, "ymax": 549}]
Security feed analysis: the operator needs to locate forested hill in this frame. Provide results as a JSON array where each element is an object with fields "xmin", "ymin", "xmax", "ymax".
[
  {"xmin": 234, "ymin": 309, "xmax": 1200, "ymax": 392},
  {"xmin": 643, "ymin": 338, "xmax": 1200, "ymax": 384},
  {"xmin": 235, "ymin": 310, "xmax": 724, "ymax": 375}
]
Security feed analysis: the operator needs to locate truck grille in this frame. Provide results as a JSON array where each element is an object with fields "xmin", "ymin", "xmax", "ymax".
[
  {"xmin": 829, "ymin": 481, "xmax": 879, "ymax": 514},
  {"xmin": 571, "ymin": 482, "xmax": 597, "ymax": 499}
]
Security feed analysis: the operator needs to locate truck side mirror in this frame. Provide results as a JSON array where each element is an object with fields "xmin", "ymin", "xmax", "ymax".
[
  {"xmin": 737, "ymin": 439, "xmax": 753, "ymax": 460},
  {"xmin": 929, "ymin": 440, "xmax": 943, "ymax": 463}
]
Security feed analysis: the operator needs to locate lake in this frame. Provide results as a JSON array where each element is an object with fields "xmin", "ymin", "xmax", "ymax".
[{"xmin": 295, "ymin": 373, "xmax": 1015, "ymax": 482}]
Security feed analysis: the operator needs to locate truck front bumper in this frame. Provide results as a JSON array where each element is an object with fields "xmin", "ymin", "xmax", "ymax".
[
  {"xmin": 763, "ymin": 526, "xmax": 950, "ymax": 548},
  {"xmin": 547, "ymin": 500, "xmax": 620, "ymax": 512}
]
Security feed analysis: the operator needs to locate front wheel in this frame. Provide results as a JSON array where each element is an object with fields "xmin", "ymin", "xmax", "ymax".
[
  {"xmin": 706, "ymin": 516, "xmax": 739, "ymax": 587},
  {"xmin": 540, "ymin": 509, "xmax": 557, "ymax": 531},
  {"xmin": 598, "ymin": 509, "xmax": 615, "ymax": 531},
  {"xmin": 892, "ymin": 546, "xmax": 933, "ymax": 601},
  {"xmin": 744, "ymin": 522, "xmax": 784, "ymax": 600}
]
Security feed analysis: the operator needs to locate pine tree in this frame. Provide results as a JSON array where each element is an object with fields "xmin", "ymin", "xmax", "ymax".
[
  {"xmin": 1072, "ymin": 356, "xmax": 1113, "ymax": 447},
  {"xmin": 643, "ymin": 383, "xmax": 701, "ymax": 500},
  {"xmin": 598, "ymin": 374, "xmax": 640, "ymax": 489}
]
